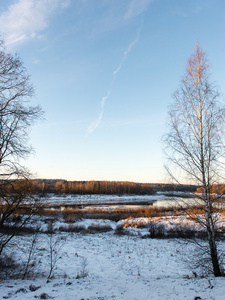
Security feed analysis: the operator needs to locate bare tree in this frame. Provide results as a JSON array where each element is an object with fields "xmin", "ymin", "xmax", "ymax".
[
  {"xmin": 23, "ymin": 228, "xmax": 39, "ymax": 280},
  {"xmin": 46, "ymin": 223, "xmax": 64, "ymax": 280},
  {"xmin": 164, "ymin": 44, "xmax": 225, "ymax": 277},
  {"xmin": 0, "ymin": 38, "xmax": 43, "ymax": 255}
]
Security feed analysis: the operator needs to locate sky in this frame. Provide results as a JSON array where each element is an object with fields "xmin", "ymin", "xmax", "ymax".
[{"xmin": 0, "ymin": 0, "xmax": 225, "ymax": 183}]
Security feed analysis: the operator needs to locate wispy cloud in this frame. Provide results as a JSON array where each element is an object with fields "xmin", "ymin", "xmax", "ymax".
[
  {"xmin": 86, "ymin": 91, "xmax": 111, "ymax": 136},
  {"xmin": 86, "ymin": 29, "xmax": 141, "ymax": 136},
  {"xmin": 0, "ymin": 0, "xmax": 70, "ymax": 46},
  {"xmin": 90, "ymin": 0, "xmax": 153, "ymax": 38},
  {"xmin": 124, "ymin": 0, "xmax": 153, "ymax": 20},
  {"xmin": 113, "ymin": 32, "xmax": 140, "ymax": 77}
]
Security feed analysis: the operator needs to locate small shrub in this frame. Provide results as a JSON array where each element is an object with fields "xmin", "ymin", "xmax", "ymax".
[
  {"xmin": 76, "ymin": 257, "xmax": 88, "ymax": 279},
  {"xmin": 76, "ymin": 271, "xmax": 88, "ymax": 279},
  {"xmin": 15, "ymin": 288, "xmax": 27, "ymax": 294},
  {"xmin": 0, "ymin": 254, "xmax": 22, "ymax": 279},
  {"xmin": 148, "ymin": 222, "xmax": 166, "ymax": 238},
  {"xmin": 0, "ymin": 224, "xmax": 36, "ymax": 235},
  {"xmin": 39, "ymin": 292, "xmax": 52, "ymax": 299},
  {"xmin": 114, "ymin": 224, "xmax": 125, "ymax": 235},
  {"xmin": 11, "ymin": 214, "xmax": 22, "ymax": 223},
  {"xmin": 87, "ymin": 223, "xmax": 113, "ymax": 233},
  {"xmin": 172, "ymin": 226, "xmax": 196, "ymax": 238},
  {"xmin": 58, "ymin": 224, "xmax": 86, "ymax": 233},
  {"xmin": 114, "ymin": 224, "xmax": 132, "ymax": 236},
  {"xmin": 29, "ymin": 284, "xmax": 41, "ymax": 292}
]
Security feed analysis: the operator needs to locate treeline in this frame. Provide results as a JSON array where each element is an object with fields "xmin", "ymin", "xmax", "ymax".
[
  {"xmin": 32, "ymin": 180, "xmax": 155, "ymax": 195},
  {"xmin": 196, "ymin": 185, "xmax": 225, "ymax": 195},
  {"xmin": 0, "ymin": 179, "xmax": 199, "ymax": 195},
  {"xmin": 150, "ymin": 184, "xmax": 198, "ymax": 193},
  {"xmin": 32, "ymin": 180, "xmax": 199, "ymax": 195}
]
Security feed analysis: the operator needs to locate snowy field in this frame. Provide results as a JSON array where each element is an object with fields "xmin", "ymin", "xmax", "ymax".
[
  {"xmin": 1, "ymin": 194, "xmax": 225, "ymax": 299},
  {"xmin": 1, "ymin": 232, "xmax": 225, "ymax": 300}
]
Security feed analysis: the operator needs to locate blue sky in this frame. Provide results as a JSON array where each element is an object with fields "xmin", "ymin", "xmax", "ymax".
[{"xmin": 0, "ymin": 0, "xmax": 225, "ymax": 183}]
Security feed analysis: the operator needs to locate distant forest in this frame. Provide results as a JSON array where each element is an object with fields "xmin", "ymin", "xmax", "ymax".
[{"xmin": 31, "ymin": 179, "xmax": 198, "ymax": 195}]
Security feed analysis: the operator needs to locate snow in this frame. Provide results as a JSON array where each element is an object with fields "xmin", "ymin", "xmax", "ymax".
[
  {"xmin": 1, "ymin": 194, "xmax": 225, "ymax": 299},
  {"xmin": 37, "ymin": 194, "xmax": 163, "ymax": 204},
  {"xmin": 0, "ymin": 233, "xmax": 225, "ymax": 299},
  {"xmin": 36, "ymin": 193, "xmax": 214, "ymax": 209}
]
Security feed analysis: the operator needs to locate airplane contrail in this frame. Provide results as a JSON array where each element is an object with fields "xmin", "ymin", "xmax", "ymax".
[{"xmin": 86, "ymin": 30, "xmax": 140, "ymax": 135}]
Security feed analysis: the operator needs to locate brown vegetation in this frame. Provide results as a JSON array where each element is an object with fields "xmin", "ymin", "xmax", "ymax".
[
  {"xmin": 35, "ymin": 205, "xmax": 185, "ymax": 223},
  {"xmin": 32, "ymin": 179, "xmax": 155, "ymax": 195},
  {"xmin": 31, "ymin": 179, "xmax": 198, "ymax": 195},
  {"xmin": 196, "ymin": 185, "xmax": 225, "ymax": 195}
]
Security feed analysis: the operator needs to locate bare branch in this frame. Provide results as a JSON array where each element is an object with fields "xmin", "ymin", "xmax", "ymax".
[{"xmin": 164, "ymin": 43, "xmax": 225, "ymax": 276}]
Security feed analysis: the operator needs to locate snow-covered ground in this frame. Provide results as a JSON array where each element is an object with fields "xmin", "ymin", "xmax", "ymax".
[
  {"xmin": 1, "ymin": 194, "xmax": 225, "ymax": 299},
  {"xmin": 1, "ymin": 232, "xmax": 225, "ymax": 300}
]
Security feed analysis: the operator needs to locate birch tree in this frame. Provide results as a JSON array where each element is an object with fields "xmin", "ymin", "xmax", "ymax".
[{"xmin": 164, "ymin": 44, "xmax": 225, "ymax": 277}]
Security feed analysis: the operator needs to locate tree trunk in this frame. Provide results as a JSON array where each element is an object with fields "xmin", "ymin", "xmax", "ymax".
[
  {"xmin": 208, "ymin": 233, "xmax": 221, "ymax": 277},
  {"xmin": 205, "ymin": 199, "xmax": 221, "ymax": 276}
]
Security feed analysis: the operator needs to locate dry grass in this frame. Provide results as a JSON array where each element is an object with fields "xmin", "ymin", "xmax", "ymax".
[
  {"xmin": 58, "ymin": 223, "xmax": 113, "ymax": 234},
  {"xmin": 32, "ymin": 204, "xmax": 225, "ymax": 225},
  {"xmin": 123, "ymin": 217, "xmax": 148, "ymax": 228},
  {"xmin": 56, "ymin": 205, "xmax": 183, "ymax": 222}
]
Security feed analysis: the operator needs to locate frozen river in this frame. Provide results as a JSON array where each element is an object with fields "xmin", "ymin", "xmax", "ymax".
[{"xmin": 37, "ymin": 192, "xmax": 213, "ymax": 209}]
